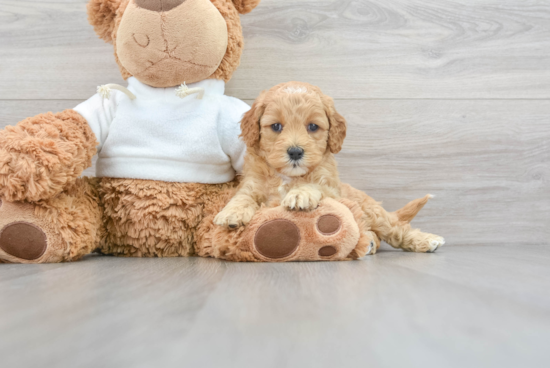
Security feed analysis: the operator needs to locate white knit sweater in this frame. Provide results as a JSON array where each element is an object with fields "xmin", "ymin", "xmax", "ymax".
[{"xmin": 74, "ymin": 77, "xmax": 249, "ymax": 183}]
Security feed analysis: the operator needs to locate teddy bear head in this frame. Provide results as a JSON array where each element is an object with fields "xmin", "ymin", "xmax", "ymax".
[{"xmin": 87, "ymin": 0, "xmax": 261, "ymax": 88}]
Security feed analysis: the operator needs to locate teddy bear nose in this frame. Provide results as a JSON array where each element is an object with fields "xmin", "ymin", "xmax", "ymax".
[
  {"xmin": 134, "ymin": 0, "xmax": 186, "ymax": 12},
  {"xmin": 287, "ymin": 147, "xmax": 305, "ymax": 161}
]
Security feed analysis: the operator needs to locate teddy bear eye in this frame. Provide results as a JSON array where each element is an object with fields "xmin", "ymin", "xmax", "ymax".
[
  {"xmin": 308, "ymin": 123, "xmax": 319, "ymax": 132},
  {"xmin": 271, "ymin": 123, "xmax": 283, "ymax": 133}
]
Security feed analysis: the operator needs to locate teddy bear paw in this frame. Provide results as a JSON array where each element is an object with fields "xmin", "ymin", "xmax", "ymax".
[
  {"xmin": 238, "ymin": 198, "xmax": 361, "ymax": 262},
  {"xmin": 0, "ymin": 200, "xmax": 61, "ymax": 264}
]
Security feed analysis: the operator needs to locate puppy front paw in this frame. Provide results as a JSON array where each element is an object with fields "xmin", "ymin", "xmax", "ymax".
[
  {"xmin": 214, "ymin": 205, "xmax": 257, "ymax": 229},
  {"xmin": 282, "ymin": 188, "xmax": 322, "ymax": 211}
]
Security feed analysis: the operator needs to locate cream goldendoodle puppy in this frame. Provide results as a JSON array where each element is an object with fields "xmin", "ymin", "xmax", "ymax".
[
  {"xmin": 215, "ymin": 82, "xmax": 445, "ymax": 254},
  {"xmin": 215, "ymin": 82, "xmax": 344, "ymax": 227}
]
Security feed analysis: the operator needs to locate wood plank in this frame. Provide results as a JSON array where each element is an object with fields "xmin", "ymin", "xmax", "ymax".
[
  {"xmin": 335, "ymin": 99, "xmax": 550, "ymax": 246},
  {"xmin": 1, "ymin": 0, "xmax": 549, "ymax": 100},
  {"xmin": 0, "ymin": 244, "xmax": 549, "ymax": 368},
  {"xmin": 173, "ymin": 248, "xmax": 550, "ymax": 368},
  {"xmin": 1, "ymin": 99, "xmax": 549, "ymax": 246},
  {"xmin": 0, "ymin": 256, "xmax": 229, "ymax": 367},
  {"xmin": 382, "ymin": 244, "xmax": 550, "ymax": 309}
]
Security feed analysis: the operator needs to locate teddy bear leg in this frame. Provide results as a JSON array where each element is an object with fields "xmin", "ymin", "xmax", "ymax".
[
  {"xmin": 0, "ymin": 178, "xmax": 103, "ymax": 264},
  {"xmin": 97, "ymin": 179, "xmax": 241, "ymax": 258},
  {"xmin": 197, "ymin": 197, "xmax": 372, "ymax": 262}
]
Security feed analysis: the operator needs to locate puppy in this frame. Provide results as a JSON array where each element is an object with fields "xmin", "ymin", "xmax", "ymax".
[
  {"xmin": 215, "ymin": 81, "xmax": 445, "ymax": 254},
  {"xmin": 215, "ymin": 82, "xmax": 346, "ymax": 229}
]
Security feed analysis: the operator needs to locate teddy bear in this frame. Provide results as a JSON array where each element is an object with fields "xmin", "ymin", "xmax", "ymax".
[{"xmin": 0, "ymin": 0, "xmax": 443, "ymax": 264}]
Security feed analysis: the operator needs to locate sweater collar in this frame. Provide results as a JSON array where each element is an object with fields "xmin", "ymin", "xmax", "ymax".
[{"xmin": 126, "ymin": 77, "xmax": 225, "ymax": 100}]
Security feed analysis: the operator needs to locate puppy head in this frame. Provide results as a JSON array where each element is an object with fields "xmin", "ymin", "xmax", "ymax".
[{"xmin": 241, "ymin": 82, "xmax": 347, "ymax": 177}]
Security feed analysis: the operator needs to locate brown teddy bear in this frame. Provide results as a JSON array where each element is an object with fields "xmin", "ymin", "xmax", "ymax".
[{"xmin": 0, "ymin": 0, "xmax": 443, "ymax": 264}]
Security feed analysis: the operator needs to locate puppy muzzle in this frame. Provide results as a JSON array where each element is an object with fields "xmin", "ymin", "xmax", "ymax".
[{"xmin": 287, "ymin": 147, "xmax": 305, "ymax": 162}]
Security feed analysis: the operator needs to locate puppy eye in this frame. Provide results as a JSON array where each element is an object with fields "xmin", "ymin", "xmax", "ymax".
[
  {"xmin": 308, "ymin": 123, "xmax": 319, "ymax": 132},
  {"xmin": 271, "ymin": 123, "xmax": 283, "ymax": 133}
]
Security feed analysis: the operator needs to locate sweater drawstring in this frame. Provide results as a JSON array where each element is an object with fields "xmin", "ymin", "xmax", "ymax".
[
  {"xmin": 176, "ymin": 83, "xmax": 205, "ymax": 100},
  {"xmin": 97, "ymin": 84, "xmax": 137, "ymax": 100},
  {"xmin": 97, "ymin": 83, "xmax": 205, "ymax": 101}
]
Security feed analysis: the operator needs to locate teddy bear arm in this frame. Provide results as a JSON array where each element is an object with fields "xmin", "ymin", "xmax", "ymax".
[{"xmin": 0, "ymin": 109, "xmax": 98, "ymax": 202}]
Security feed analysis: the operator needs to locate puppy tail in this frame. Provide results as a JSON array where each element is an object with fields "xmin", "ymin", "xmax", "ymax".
[{"xmin": 394, "ymin": 194, "xmax": 433, "ymax": 223}]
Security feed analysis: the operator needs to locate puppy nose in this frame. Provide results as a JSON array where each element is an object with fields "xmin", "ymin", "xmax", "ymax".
[
  {"xmin": 287, "ymin": 147, "xmax": 305, "ymax": 161},
  {"xmin": 135, "ymin": 0, "xmax": 186, "ymax": 12}
]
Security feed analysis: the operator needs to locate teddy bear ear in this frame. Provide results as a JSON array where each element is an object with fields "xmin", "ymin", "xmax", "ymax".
[
  {"xmin": 87, "ymin": 0, "xmax": 125, "ymax": 43},
  {"xmin": 232, "ymin": 0, "xmax": 262, "ymax": 14}
]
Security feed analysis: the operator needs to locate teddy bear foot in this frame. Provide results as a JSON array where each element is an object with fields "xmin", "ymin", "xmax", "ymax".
[
  {"xmin": 238, "ymin": 198, "xmax": 363, "ymax": 262},
  {"xmin": 0, "ymin": 200, "xmax": 65, "ymax": 264}
]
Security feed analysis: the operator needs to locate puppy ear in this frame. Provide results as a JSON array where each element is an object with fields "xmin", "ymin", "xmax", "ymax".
[
  {"xmin": 87, "ymin": 0, "xmax": 125, "ymax": 43},
  {"xmin": 240, "ymin": 91, "xmax": 267, "ymax": 149},
  {"xmin": 322, "ymin": 94, "xmax": 347, "ymax": 154},
  {"xmin": 232, "ymin": 0, "xmax": 262, "ymax": 14}
]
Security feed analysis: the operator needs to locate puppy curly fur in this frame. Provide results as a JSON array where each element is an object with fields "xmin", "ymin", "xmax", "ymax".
[
  {"xmin": 216, "ymin": 82, "xmax": 445, "ymax": 253},
  {"xmin": 215, "ymin": 82, "xmax": 346, "ymax": 228}
]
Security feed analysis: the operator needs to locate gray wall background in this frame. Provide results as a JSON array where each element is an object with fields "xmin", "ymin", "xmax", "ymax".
[{"xmin": 1, "ymin": 0, "xmax": 548, "ymax": 246}]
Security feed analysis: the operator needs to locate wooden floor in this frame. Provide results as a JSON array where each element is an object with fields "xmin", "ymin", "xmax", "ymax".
[
  {"xmin": 1, "ymin": 0, "xmax": 549, "ymax": 366},
  {"xmin": 1, "ymin": 244, "xmax": 550, "ymax": 368}
]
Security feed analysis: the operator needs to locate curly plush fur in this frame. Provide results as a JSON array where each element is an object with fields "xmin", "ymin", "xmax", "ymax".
[
  {"xmin": 98, "ymin": 177, "xmax": 238, "ymax": 257},
  {"xmin": 0, "ymin": 178, "xmax": 102, "ymax": 263},
  {"xmin": 87, "ymin": 0, "xmax": 124, "ymax": 43},
  {"xmin": 232, "ymin": 0, "xmax": 261, "ymax": 14},
  {"xmin": 0, "ymin": 110, "xmax": 97, "ymax": 202},
  {"xmin": 36, "ymin": 178, "xmax": 104, "ymax": 261}
]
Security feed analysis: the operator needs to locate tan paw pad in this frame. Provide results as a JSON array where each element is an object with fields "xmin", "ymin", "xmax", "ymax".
[
  {"xmin": 0, "ymin": 200, "xmax": 66, "ymax": 263},
  {"xmin": 318, "ymin": 245, "xmax": 338, "ymax": 257},
  {"xmin": 317, "ymin": 215, "xmax": 342, "ymax": 235},
  {"xmin": 0, "ymin": 222, "xmax": 47, "ymax": 261},
  {"xmin": 254, "ymin": 219, "xmax": 301, "ymax": 260}
]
